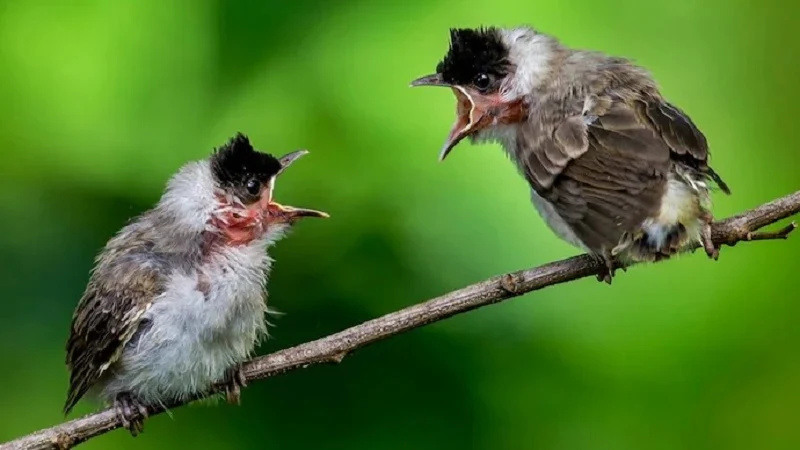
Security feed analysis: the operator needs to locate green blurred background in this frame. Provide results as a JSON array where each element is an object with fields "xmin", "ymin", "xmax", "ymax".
[{"xmin": 1, "ymin": 0, "xmax": 798, "ymax": 448}]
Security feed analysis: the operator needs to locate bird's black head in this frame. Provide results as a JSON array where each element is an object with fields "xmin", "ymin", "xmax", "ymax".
[
  {"xmin": 208, "ymin": 133, "xmax": 328, "ymax": 229},
  {"xmin": 436, "ymin": 27, "xmax": 510, "ymax": 94},
  {"xmin": 411, "ymin": 27, "xmax": 524, "ymax": 161},
  {"xmin": 210, "ymin": 133, "xmax": 282, "ymax": 205}
]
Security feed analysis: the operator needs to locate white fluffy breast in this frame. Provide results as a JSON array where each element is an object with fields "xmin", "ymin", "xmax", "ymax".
[{"xmin": 101, "ymin": 237, "xmax": 273, "ymax": 405}]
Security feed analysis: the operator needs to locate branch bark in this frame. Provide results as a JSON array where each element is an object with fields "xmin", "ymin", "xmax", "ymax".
[{"xmin": 4, "ymin": 190, "xmax": 800, "ymax": 450}]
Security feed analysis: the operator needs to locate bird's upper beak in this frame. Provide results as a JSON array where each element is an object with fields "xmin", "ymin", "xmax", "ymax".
[
  {"xmin": 410, "ymin": 73, "xmax": 523, "ymax": 161},
  {"xmin": 259, "ymin": 150, "xmax": 329, "ymax": 224}
]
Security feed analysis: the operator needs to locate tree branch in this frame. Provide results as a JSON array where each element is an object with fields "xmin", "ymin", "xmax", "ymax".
[{"xmin": 4, "ymin": 190, "xmax": 800, "ymax": 450}]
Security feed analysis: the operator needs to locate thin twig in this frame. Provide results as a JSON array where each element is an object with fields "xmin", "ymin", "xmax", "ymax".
[
  {"xmin": 4, "ymin": 190, "xmax": 800, "ymax": 450},
  {"xmin": 746, "ymin": 222, "xmax": 797, "ymax": 241}
]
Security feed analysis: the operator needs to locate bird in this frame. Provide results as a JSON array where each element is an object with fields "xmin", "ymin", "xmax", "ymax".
[
  {"xmin": 64, "ymin": 133, "xmax": 328, "ymax": 435},
  {"xmin": 411, "ymin": 26, "xmax": 731, "ymax": 282}
]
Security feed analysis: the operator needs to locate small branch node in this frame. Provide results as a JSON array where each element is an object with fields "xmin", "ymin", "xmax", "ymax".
[
  {"xmin": 52, "ymin": 432, "xmax": 73, "ymax": 450},
  {"xmin": 499, "ymin": 273, "xmax": 522, "ymax": 294},
  {"xmin": 329, "ymin": 352, "xmax": 348, "ymax": 364}
]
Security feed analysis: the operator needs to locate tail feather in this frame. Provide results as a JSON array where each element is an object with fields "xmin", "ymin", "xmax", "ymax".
[{"xmin": 708, "ymin": 167, "xmax": 731, "ymax": 195}]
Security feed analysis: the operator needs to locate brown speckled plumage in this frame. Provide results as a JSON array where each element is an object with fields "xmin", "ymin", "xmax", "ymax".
[{"xmin": 514, "ymin": 53, "xmax": 729, "ymax": 257}]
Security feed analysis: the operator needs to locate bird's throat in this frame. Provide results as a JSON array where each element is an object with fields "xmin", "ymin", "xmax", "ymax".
[{"xmin": 209, "ymin": 208, "xmax": 264, "ymax": 246}]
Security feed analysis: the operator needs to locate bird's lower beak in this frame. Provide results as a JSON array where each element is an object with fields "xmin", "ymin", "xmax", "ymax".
[
  {"xmin": 410, "ymin": 73, "xmax": 500, "ymax": 161},
  {"xmin": 257, "ymin": 149, "xmax": 330, "ymax": 224},
  {"xmin": 439, "ymin": 86, "xmax": 491, "ymax": 161},
  {"xmin": 265, "ymin": 201, "xmax": 329, "ymax": 224},
  {"xmin": 438, "ymin": 90, "xmax": 524, "ymax": 161}
]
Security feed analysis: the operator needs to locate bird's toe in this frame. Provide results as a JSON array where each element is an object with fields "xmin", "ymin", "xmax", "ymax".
[
  {"xmin": 114, "ymin": 393, "xmax": 147, "ymax": 437},
  {"xmin": 224, "ymin": 365, "xmax": 247, "ymax": 405}
]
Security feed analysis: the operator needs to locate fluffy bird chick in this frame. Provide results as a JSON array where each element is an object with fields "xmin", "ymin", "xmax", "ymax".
[
  {"xmin": 64, "ymin": 133, "xmax": 328, "ymax": 434},
  {"xmin": 411, "ymin": 26, "xmax": 731, "ymax": 282}
]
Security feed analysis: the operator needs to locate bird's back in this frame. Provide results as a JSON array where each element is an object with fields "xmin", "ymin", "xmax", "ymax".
[{"xmin": 504, "ymin": 49, "xmax": 727, "ymax": 260}]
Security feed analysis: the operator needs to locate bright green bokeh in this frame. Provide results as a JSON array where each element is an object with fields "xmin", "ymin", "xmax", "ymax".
[{"xmin": 1, "ymin": 1, "xmax": 798, "ymax": 449}]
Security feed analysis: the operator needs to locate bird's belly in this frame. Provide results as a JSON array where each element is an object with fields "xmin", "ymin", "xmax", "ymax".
[
  {"xmin": 529, "ymin": 189, "xmax": 588, "ymax": 251},
  {"xmin": 101, "ymin": 255, "xmax": 269, "ymax": 405}
]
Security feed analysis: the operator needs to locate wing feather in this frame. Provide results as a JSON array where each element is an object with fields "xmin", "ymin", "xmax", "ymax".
[
  {"xmin": 64, "ymin": 241, "xmax": 166, "ymax": 414},
  {"xmin": 519, "ymin": 92, "xmax": 714, "ymax": 252}
]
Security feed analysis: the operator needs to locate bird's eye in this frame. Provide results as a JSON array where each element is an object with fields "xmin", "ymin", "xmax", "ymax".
[
  {"xmin": 245, "ymin": 178, "xmax": 261, "ymax": 195},
  {"xmin": 473, "ymin": 73, "xmax": 491, "ymax": 91}
]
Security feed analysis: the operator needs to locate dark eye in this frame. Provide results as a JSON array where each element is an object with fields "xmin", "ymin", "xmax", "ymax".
[
  {"xmin": 245, "ymin": 178, "xmax": 261, "ymax": 195},
  {"xmin": 473, "ymin": 73, "xmax": 491, "ymax": 91}
]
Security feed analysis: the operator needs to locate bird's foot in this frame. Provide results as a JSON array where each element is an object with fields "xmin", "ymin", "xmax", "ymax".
[
  {"xmin": 114, "ymin": 393, "xmax": 148, "ymax": 437},
  {"xmin": 699, "ymin": 213, "xmax": 720, "ymax": 260},
  {"xmin": 593, "ymin": 252, "xmax": 620, "ymax": 285},
  {"xmin": 666, "ymin": 223, "xmax": 686, "ymax": 255},
  {"xmin": 224, "ymin": 364, "xmax": 248, "ymax": 405}
]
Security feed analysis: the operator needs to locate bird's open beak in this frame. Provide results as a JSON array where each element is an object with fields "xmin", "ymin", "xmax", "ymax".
[
  {"xmin": 259, "ymin": 150, "xmax": 329, "ymax": 224},
  {"xmin": 410, "ymin": 73, "xmax": 508, "ymax": 161}
]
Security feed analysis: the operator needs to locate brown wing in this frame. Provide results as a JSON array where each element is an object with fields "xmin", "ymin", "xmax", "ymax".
[
  {"xmin": 639, "ymin": 98, "xmax": 730, "ymax": 194},
  {"xmin": 64, "ymin": 249, "xmax": 165, "ymax": 414},
  {"xmin": 520, "ymin": 93, "xmax": 722, "ymax": 253}
]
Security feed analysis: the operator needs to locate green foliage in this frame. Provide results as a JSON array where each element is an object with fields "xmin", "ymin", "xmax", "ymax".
[{"xmin": 1, "ymin": 0, "xmax": 798, "ymax": 448}]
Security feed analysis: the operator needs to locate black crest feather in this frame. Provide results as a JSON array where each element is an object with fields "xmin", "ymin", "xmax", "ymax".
[
  {"xmin": 436, "ymin": 27, "xmax": 510, "ymax": 85},
  {"xmin": 210, "ymin": 133, "xmax": 282, "ymax": 199}
]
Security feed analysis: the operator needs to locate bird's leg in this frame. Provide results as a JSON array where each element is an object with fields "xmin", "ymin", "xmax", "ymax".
[
  {"xmin": 224, "ymin": 364, "xmax": 248, "ymax": 405},
  {"xmin": 114, "ymin": 392, "xmax": 148, "ymax": 437},
  {"xmin": 666, "ymin": 223, "xmax": 686, "ymax": 254},
  {"xmin": 699, "ymin": 211, "xmax": 719, "ymax": 260},
  {"xmin": 593, "ymin": 251, "xmax": 618, "ymax": 285}
]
